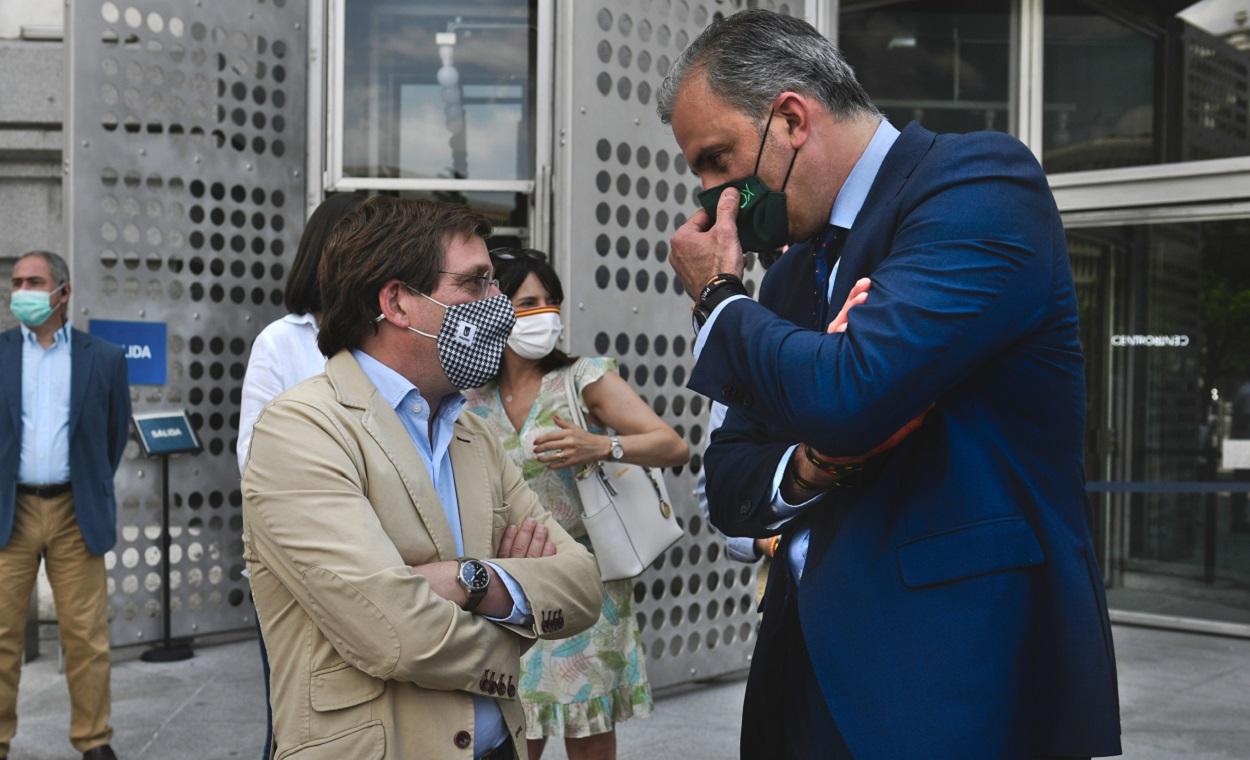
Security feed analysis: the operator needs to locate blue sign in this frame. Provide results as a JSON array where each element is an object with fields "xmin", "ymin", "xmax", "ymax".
[
  {"xmin": 133, "ymin": 411, "xmax": 201, "ymax": 457},
  {"xmin": 89, "ymin": 319, "xmax": 167, "ymax": 385}
]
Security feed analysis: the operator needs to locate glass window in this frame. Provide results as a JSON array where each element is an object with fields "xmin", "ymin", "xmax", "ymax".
[
  {"xmin": 341, "ymin": 0, "xmax": 537, "ymax": 182},
  {"xmin": 1044, "ymin": 0, "xmax": 1250, "ymax": 173},
  {"xmin": 839, "ymin": 0, "xmax": 1012, "ymax": 135},
  {"xmin": 1072, "ymin": 218, "xmax": 1250, "ymax": 625},
  {"xmin": 394, "ymin": 190, "xmax": 528, "ymax": 235}
]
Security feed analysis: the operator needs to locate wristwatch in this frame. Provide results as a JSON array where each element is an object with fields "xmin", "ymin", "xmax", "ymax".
[
  {"xmin": 608, "ymin": 436, "xmax": 624, "ymax": 461},
  {"xmin": 691, "ymin": 273, "xmax": 750, "ymax": 333},
  {"xmin": 456, "ymin": 558, "xmax": 491, "ymax": 612}
]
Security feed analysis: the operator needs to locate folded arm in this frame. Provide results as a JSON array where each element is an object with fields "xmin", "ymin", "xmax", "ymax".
[
  {"xmin": 486, "ymin": 448, "xmax": 604, "ymax": 640},
  {"xmin": 704, "ymin": 404, "xmax": 804, "ymax": 538},
  {"xmin": 691, "ymin": 144, "xmax": 1054, "ymax": 457},
  {"xmin": 243, "ymin": 399, "xmax": 526, "ymax": 691}
]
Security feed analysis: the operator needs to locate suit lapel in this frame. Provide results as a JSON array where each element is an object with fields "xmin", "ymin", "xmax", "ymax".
[
  {"xmin": 69, "ymin": 329, "xmax": 95, "ymax": 433},
  {"xmin": 449, "ymin": 423, "xmax": 493, "ymax": 560},
  {"xmin": 326, "ymin": 352, "xmax": 459, "ymax": 561},
  {"xmin": 828, "ymin": 121, "xmax": 937, "ymax": 310},
  {"xmin": 1, "ymin": 331, "xmax": 21, "ymax": 434}
]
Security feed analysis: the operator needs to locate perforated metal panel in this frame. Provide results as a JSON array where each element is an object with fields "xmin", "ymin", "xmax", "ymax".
[
  {"xmin": 556, "ymin": 0, "xmax": 800, "ymax": 688},
  {"xmin": 67, "ymin": 0, "xmax": 306, "ymax": 646}
]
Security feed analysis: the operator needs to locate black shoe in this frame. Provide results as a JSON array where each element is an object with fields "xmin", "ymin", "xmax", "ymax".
[{"xmin": 83, "ymin": 745, "xmax": 118, "ymax": 760}]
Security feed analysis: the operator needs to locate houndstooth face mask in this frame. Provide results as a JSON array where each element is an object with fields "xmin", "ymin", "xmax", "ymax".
[{"xmin": 406, "ymin": 289, "xmax": 516, "ymax": 390}]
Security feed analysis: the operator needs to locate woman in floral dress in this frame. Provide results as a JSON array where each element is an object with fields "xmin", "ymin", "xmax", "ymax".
[{"xmin": 466, "ymin": 248, "xmax": 688, "ymax": 760}]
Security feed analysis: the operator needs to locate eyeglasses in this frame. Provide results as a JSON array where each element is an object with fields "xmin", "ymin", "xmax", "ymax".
[
  {"xmin": 489, "ymin": 247, "xmax": 548, "ymax": 263},
  {"xmin": 437, "ymin": 270, "xmax": 501, "ymax": 298}
]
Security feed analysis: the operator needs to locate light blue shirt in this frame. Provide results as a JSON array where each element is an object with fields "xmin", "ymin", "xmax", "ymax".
[
  {"xmin": 352, "ymin": 350, "xmax": 530, "ymax": 758},
  {"xmin": 19, "ymin": 321, "xmax": 73, "ymax": 485},
  {"xmin": 694, "ymin": 119, "xmax": 901, "ymax": 581}
]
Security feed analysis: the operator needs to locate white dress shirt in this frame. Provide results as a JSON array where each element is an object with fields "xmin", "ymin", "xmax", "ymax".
[{"xmin": 237, "ymin": 312, "xmax": 326, "ymax": 474}]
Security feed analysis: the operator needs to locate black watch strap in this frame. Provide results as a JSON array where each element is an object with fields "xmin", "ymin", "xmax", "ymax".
[
  {"xmin": 464, "ymin": 590, "xmax": 486, "ymax": 611},
  {"xmin": 693, "ymin": 273, "xmax": 749, "ymax": 330},
  {"xmin": 458, "ymin": 559, "xmax": 489, "ymax": 612}
]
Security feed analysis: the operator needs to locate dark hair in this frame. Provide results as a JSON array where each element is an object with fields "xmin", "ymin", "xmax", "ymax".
[
  {"xmin": 284, "ymin": 192, "xmax": 366, "ymax": 315},
  {"xmin": 491, "ymin": 248, "xmax": 578, "ymax": 374},
  {"xmin": 17, "ymin": 250, "xmax": 70, "ymax": 286},
  {"xmin": 317, "ymin": 196, "xmax": 492, "ymax": 357}
]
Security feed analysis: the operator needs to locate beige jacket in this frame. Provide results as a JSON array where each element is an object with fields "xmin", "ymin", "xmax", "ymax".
[{"xmin": 242, "ymin": 351, "xmax": 603, "ymax": 760}]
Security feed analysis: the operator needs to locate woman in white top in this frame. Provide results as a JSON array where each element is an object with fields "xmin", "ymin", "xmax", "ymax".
[
  {"xmin": 237, "ymin": 192, "xmax": 365, "ymax": 474},
  {"xmin": 235, "ymin": 191, "xmax": 363, "ymax": 760}
]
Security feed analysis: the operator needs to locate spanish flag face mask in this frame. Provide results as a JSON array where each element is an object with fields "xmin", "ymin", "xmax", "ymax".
[{"xmin": 507, "ymin": 305, "xmax": 562, "ymax": 361}]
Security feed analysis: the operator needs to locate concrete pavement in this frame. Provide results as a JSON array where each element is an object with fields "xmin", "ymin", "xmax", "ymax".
[{"xmin": 6, "ymin": 625, "xmax": 1249, "ymax": 759}]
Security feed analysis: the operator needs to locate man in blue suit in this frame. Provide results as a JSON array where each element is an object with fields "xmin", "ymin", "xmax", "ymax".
[
  {"xmin": 657, "ymin": 11, "xmax": 1121, "ymax": 760},
  {"xmin": 0, "ymin": 251, "xmax": 129, "ymax": 760}
]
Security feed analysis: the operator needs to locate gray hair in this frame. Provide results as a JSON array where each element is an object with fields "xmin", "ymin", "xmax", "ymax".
[
  {"xmin": 18, "ymin": 250, "xmax": 70, "ymax": 287},
  {"xmin": 657, "ymin": 9, "xmax": 878, "ymax": 125}
]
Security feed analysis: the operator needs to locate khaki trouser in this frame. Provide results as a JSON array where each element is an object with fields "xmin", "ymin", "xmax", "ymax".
[{"xmin": 0, "ymin": 491, "xmax": 112, "ymax": 755}]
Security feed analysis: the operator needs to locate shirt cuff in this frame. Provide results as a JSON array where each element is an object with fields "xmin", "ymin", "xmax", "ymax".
[
  {"xmin": 725, "ymin": 536, "xmax": 762, "ymax": 564},
  {"xmin": 693, "ymin": 294, "xmax": 750, "ymax": 360},
  {"xmin": 765, "ymin": 445, "xmax": 824, "ymax": 530},
  {"xmin": 480, "ymin": 562, "xmax": 533, "ymax": 625}
]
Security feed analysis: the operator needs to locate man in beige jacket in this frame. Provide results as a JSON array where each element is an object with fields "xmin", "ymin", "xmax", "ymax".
[{"xmin": 242, "ymin": 197, "xmax": 603, "ymax": 760}]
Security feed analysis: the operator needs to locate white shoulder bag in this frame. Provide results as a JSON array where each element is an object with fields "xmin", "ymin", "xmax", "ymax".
[{"xmin": 562, "ymin": 368, "xmax": 683, "ymax": 581}]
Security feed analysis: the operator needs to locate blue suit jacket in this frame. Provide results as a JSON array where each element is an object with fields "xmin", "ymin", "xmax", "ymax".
[
  {"xmin": 696, "ymin": 123, "xmax": 1121, "ymax": 759},
  {"xmin": 0, "ymin": 327, "xmax": 131, "ymax": 556}
]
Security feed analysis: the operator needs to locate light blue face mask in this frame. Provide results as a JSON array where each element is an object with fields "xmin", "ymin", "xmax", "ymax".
[{"xmin": 9, "ymin": 285, "xmax": 63, "ymax": 327}]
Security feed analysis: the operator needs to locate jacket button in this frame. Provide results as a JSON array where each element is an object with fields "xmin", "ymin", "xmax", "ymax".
[{"xmin": 454, "ymin": 730, "xmax": 471, "ymax": 749}]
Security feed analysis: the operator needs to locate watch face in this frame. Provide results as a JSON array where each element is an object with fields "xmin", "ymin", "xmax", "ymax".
[
  {"xmin": 611, "ymin": 441, "xmax": 624, "ymax": 459},
  {"xmin": 460, "ymin": 561, "xmax": 490, "ymax": 592}
]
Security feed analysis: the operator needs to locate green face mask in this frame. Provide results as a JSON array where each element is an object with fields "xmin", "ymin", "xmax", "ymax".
[
  {"xmin": 696, "ymin": 109, "xmax": 799, "ymax": 254},
  {"xmin": 9, "ymin": 286, "xmax": 62, "ymax": 328}
]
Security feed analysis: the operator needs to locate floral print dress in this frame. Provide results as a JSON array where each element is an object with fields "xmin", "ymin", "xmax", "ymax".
[{"xmin": 466, "ymin": 357, "xmax": 653, "ymax": 739}]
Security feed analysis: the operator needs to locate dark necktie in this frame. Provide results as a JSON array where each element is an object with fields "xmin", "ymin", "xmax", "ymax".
[{"xmin": 813, "ymin": 225, "xmax": 844, "ymax": 328}]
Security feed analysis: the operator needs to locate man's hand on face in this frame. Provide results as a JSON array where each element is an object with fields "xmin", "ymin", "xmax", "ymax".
[
  {"xmin": 670, "ymin": 187, "xmax": 747, "ymax": 298},
  {"xmin": 408, "ymin": 518, "xmax": 556, "ymax": 618}
]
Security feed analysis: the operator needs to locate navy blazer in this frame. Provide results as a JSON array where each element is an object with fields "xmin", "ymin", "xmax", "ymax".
[
  {"xmin": 0, "ymin": 327, "xmax": 131, "ymax": 556},
  {"xmin": 695, "ymin": 123, "xmax": 1121, "ymax": 759}
]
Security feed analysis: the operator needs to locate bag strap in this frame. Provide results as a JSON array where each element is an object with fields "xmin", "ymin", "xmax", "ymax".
[
  {"xmin": 562, "ymin": 366, "xmax": 614, "ymax": 516},
  {"xmin": 561, "ymin": 362, "xmax": 591, "ymax": 431}
]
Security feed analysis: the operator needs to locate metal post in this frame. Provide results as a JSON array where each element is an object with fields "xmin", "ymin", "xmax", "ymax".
[{"xmin": 141, "ymin": 454, "xmax": 193, "ymax": 663}]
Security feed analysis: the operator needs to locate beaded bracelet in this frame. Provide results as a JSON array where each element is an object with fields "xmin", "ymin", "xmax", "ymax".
[{"xmin": 802, "ymin": 444, "xmax": 867, "ymax": 478}]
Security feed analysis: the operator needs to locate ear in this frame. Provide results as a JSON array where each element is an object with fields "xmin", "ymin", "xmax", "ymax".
[
  {"xmin": 376, "ymin": 279, "xmax": 412, "ymax": 328},
  {"xmin": 772, "ymin": 91, "xmax": 813, "ymax": 151}
]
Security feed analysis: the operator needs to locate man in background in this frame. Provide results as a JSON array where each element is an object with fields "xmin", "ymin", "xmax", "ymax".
[{"xmin": 0, "ymin": 251, "xmax": 130, "ymax": 760}]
